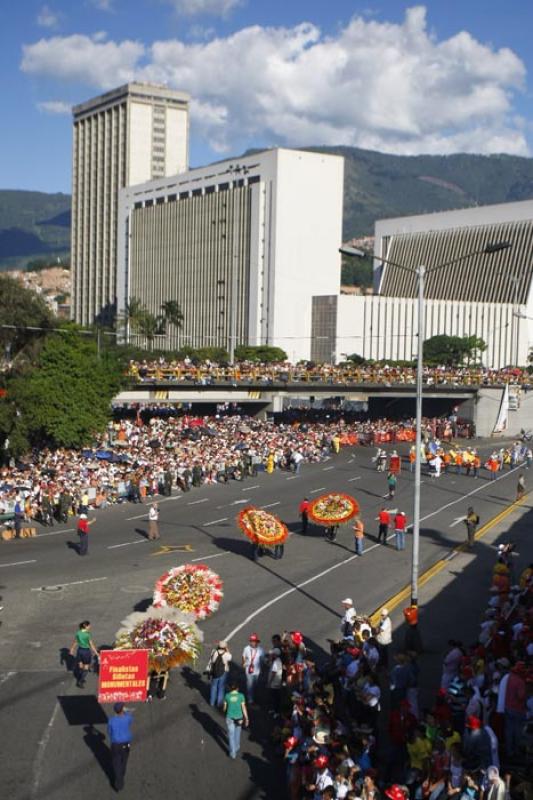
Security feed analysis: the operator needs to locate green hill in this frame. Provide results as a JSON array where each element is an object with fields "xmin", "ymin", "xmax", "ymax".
[
  {"xmin": 0, "ymin": 190, "xmax": 70, "ymax": 270},
  {"xmin": 310, "ymin": 147, "xmax": 533, "ymax": 239},
  {"xmin": 3, "ymin": 147, "xmax": 533, "ymax": 268}
]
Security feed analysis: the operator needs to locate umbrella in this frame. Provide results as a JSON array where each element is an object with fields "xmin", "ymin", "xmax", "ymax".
[
  {"xmin": 238, "ymin": 506, "xmax": 288, "ymax": 547},
  {"xmin": 308, "ymin": 492, "xmax": 359, "ymax": 526}
]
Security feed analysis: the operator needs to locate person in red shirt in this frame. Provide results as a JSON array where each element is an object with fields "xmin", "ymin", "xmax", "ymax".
[
  {"xmin": 377, "ymin": 507, "xmax": 390, "ymax": 545},
  {"xmin": 504, "ymin": 662, "xmax": 527, "ymax": 759},
  {"xmin": 77, "ymin": 513, "xmax": 95, "ymax": 556},
  {"xmin": 394, "ymin": 511, "xmax": 407, "ymax": 551},
  {"xmin": 299, "ymin": 498, "xmax": 309, "ymax": 535}
]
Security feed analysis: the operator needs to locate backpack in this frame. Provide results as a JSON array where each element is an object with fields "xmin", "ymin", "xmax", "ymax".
[{"xmin": 211, "ymin": 650, "xmax": 225, "ymax": 678}]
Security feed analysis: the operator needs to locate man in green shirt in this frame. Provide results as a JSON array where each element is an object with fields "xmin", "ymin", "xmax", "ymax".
[{"xmin": 223, "ymin": 681, "xmax": 249, "ymax": 759}]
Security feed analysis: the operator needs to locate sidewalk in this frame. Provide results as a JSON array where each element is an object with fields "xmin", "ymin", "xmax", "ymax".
[{"xmin": 386, "ymin": 495, "xmax": 532, "ymax": 708}]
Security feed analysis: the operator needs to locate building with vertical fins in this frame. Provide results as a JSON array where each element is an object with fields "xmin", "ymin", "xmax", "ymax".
[{"xmin": 71, "ymin": 82, "xmax": 190, "ymax": 325}]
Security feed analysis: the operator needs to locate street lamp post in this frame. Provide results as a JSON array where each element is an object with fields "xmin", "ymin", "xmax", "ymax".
[{"xmin": 340, "ymin": 241, "xmax": 511, "ymax": 611}]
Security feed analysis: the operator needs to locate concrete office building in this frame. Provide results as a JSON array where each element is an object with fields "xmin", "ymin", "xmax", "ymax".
[
  {"xmin": 312, "ymin": 199, "xmax": 533, "ymax": 368},
  {"xmin": 117, "ymin": 148, "xmax": 344, "ymax": 362},
  {"xmin": 71, "ymin": 82, "xmax": 190, "ymax": 325}
]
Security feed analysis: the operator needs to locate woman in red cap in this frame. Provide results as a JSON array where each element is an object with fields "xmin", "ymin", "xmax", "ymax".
[{"xmin": 242, "ymin": 633, "xmax": 265, "ymax": 705}]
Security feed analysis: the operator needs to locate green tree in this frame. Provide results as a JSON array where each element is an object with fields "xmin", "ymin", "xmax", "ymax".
[
  {"xmin": 0, "ymin": 274, "xmax": 54, "ymax": 363},
  {"xmin": 0, "ymin": 334, "xmax": 122, "ymax": 456},
  {"xmin": 423, "ymin": 334, "xmax": 487, "ymax": 366},
  {"xmin": 234, "ymin": 345, "xmax": 288, "ymax": 363},
  {"xmin": 123, "ymin": 297, "xmax": 183, "ymax": 350}
]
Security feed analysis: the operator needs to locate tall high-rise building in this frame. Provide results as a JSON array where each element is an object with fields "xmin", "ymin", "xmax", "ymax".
[{"xmin": 71, "ymin": 82, "xmax": 190, "ymax": 325}]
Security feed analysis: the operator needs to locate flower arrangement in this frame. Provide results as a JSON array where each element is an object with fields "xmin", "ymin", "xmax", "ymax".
[
  {"xmin": 308, "ymin": 492, "xmax": 359, "ymax": 526},
  {"xmin": 115, "ymin": 607, "xmax": 203, "ymax": 673},
  {"xmin": 153, "ymin": 564, "xmax": 223, "ymax": 620},
  {"xmin": 238, "ymin": 506, "xmax": 288, "ymax": 547}
]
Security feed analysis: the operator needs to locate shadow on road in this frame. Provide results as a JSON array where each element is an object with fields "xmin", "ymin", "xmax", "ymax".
[
  {"xmin": 189, "ymin": 703, "xmax": 227, "ymax": 754},
  {"xmin": 83, "ymin": 724, "xmax": 114, "ymax": 785},
  {"xmin": 58, "ymin": 694, "xmax": 108, "ymax": 726}
]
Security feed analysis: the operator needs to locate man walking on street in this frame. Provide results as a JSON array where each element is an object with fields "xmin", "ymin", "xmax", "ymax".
[
  {"xmin": 108, "ymin": 702, "xmax": 133, "ymax": 792},
  {"xmin": 242, "ymin": 633, "xmax": 264, "ymax": 705},
  {"xmin": 377, "ymin": 507, "xmax": 390, "ymax": 545},
  {"xmin": 148, "ymin": 503, "xmax": 160, "ymax": 540},
  {"xmin": 299, "ymin": 497, "xmax": 309, "ymax": 534},
  {"xmin": 353, "ymin": 516, "xmax": 364, "ymax": 556},
  {"xmin": 77, "ymin": 513, "xmax": 95, "ymax": 556},
  {"xmin": 464, "ymin": 507, "xmax": 480, "ymax": 548},
  {"xmin": 394, "ymin": 511, "xmax": 407, "ymax": 551}
]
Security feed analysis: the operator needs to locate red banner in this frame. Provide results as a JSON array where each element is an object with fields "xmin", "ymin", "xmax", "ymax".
[{"xmin": 98, "ymin": 649, "xmax": 149, "ymax": 704}]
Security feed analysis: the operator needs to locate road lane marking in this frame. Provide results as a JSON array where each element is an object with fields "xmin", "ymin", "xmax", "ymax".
[
  {"xmin": 286, "ymin": 476, "xmax": 298, "ymax": 480},
  {"xmin": 242, "ymin": 485, "xmax": 260, "ymax": 491},
  {"xmin": 191, "ymin": 553, "xmax": 230, "ymax": 563},
  {"xmin": 107, "ymin": 540, "xmax": 148, "ymax": 549},
  {"xmin": 152, "ymin": 545, "xmax": 193, "ymax": 556},
  {"xmin": 36, "ymin": 528, "xmax": 75, "ymax": 538},
  {"xmin": 323, "ymin": 466, "xmax": 335, "ymax": 471},
  {"xmin": 0, "ymin": 559, "xmax": 37, "ymax": 568},
  {"xmin": 261, "ymin": 502, "xmax": 280, "ymax": 509},
  {"xmin": 449, "ymin": 516, "xmax": 466, "ymax": 528},
  {"xmin": 188, "ymin": 498, "xmax": 209, "ymax": 505},
  {"xmin": 310, "ymin": 487, "xmax": 325, "ymax": 494},
  {"xmin": 347, "ymin": 477, "xmax": 361, "ymax": 482},
  {"xmin": 126, "ymin": 512, "xmax": 148, "ymax": 521},
  {"xmin": 203, "ymin": 517, "xmax": 228, "ymax": 526},
  {"xmin": 31, "ymin": 577, "xmax": 108, "ymax": 591},
  {"xmin": 231, "ymin": 499, "xmax": 248, "ymax": 506},
  {"xmin": 0, "ymin": 671, "xmax": 16, "ymax": 687},
  {"xmin": 32, "ymin": 698, "xmax": 62, "ymax": 799}
]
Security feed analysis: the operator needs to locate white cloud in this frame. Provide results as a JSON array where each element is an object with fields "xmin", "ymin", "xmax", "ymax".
[
  {"xmin": 21, "ymin": 34, "xmax": 144, "ymax": 89},
  {"xmin": 37, "ymin": 5, "xmax": 59, "ymax": 28},
  {"xmin": 37, "ymin": 100, "xmax": 71, "ymax": 115},
  {"xmin": 164, "ymin": 0, "xmax": 243, "ymax": 17},
  {"xmin": 20, "ymin": 6, "xmax": 530, "ymax": 156},
  {"xmin": 90, "ymin": 0, "xmax": 114, "ymax": 10}
]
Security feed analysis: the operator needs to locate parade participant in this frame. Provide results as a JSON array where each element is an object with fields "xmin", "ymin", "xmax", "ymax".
[
  {"xmin": 376, "ymin": 607, "xmax": 392, "ymax": 668},
  {"xmin": 242, "ymin": 634, "xmax": 264, "ymax": 704},
  {"xmin": 108, "ymin": 702, "xmax": 134, "ymax": 791},
  {"xmin": 76, "ymin": 513, "xmax": 95, "ymax": 556},
  {"xmin": 205, "ymin": 640, "xmax": 232, "ymax": 708},
  {"xmin": 389, "ymin": 451, "xmax": 401, "ymax": 475},
  {"xmin": 148, "ymin": 502, "xmax": 160, "ymax": 540},
  {"xmin": 377, "ymin": 507, "xmax": 390, "ymax": 545},
  {"xmin": 341, "ymin": 598, "xmax": 357, "ymax": 638},
  {"xmin": 409, "ymin": 446, "xmax": 416, "ymax": 473},
  {"xmin": 353, "ymin": 516, "xmax": 365, "ymax": 556},
  {"xmin": 516, "ymin": 472, "xmax": 525, "ymax": 501},
  {"xmin": 394, "ymin": 511, "xmax": 407, "ymax": 552},
  {"xmin": 299, "ymin": 497, "xmax": 310, "ymax": 535},
  {"xmin": 325, "ymin": 524, "xmax": 339, "ymax": 543},
  {"xmin": 223, "ymin": 681, "xmax": 249, "ymax": 759},
  {"xmin": 387, "ymin": 472, "xmax": 397, "ymax": 500},
  {"xmin": 464, "ymin": 508, "xmax": 480, "ymax": 548},
  {"xmin": 69, "ymin": 620, "xmax": 98, "ymax": 688}
]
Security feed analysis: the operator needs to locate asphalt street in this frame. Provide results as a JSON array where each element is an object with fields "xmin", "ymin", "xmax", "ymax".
[{"xmin": 0, "ymin": 442, "xmax": 526, "ymax": 799}]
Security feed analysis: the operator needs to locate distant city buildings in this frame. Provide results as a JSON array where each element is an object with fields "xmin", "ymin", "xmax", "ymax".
[
  {"xmin": 71, "ymin": 82, "xmax": 190, "ymax": 326},
  {"xmin": 4, "ymin": 266, "xmax": 71, "ymax": 317}
]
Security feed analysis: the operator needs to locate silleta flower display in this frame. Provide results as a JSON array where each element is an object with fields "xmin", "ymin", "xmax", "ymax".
[
  {"xmin": 115, "ymin": 607, "xmax": 203, "ymax": 673},
  {"xmin": 238, "ymin": 506, "xmax": 289, "ymax": 547},
  {"xmin": 308, "ymin": 492, "xmax": 360, "ymax": 526},
  {"xmin": 153, "ymin": 564, "xmax": 223, "ymax": 619}
]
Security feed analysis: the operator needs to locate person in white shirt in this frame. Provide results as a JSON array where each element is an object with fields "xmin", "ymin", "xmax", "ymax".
[
  {"xmin": 341, "ymin": 598, "xmax": 356, "ymax": 637},
  {"xmin": 148, "ymin": 503, "xmax": 160, "ymax": 540},
  {"xmin": 376, "ymin": 607, "xmax": 392, "ymax": 667},
  {"xmin": 242, "ymin": 633, "xmax": 265, "ymax": 704},
  {"xmin": 266, "ymin": 648, "xmax": 283, "ymax": 716}
]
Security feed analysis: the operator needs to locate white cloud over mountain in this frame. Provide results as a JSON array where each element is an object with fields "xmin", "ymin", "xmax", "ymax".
[{"xmin": 21, "ymin": 6, "xmax": 529, "ymax": 156}]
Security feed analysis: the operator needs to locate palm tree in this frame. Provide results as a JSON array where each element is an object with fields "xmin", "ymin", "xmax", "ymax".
[{"xmin": 160, "ymin": 300, "xmax": 183, "ymax": 330}]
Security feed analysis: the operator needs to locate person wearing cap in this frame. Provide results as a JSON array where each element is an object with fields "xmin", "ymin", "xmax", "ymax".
[
  {"xmin": 76, "ymin": 512, "xmax": 95, "ymax": 556},
  {"xmin": 376, "ymin": 608, "xmax": 392, "ymax": 668},
  {"xmin": 205, "ymin": 640, "xmax": 232, "ymax": 708},
  {"xmin": 242, "ymin": 634, "xmax": 265, "ymax": 704},
  {"xmin": 107, "ymin": 702, "xmax": 134, "ymax": 791},
  {"xmin": 463, "ymin": 715, "xmax": 492, "ymax": 771},
  {"xmin": 394, "ymin": 511, "xmax": 407, "ymax": 551},
  {"xmin": 299, "ymin": 497, "xmax": 310, "ymax": 534},
  {"xmin": 486, "ymin": 766, "xmax": 507, "ymax": 800},
  {"xmin": 307, "ymin": 755, "xmax": 333, "ymax": 798},
  {"xmin": 464, "ymin": 507, "xmax": 480, "ymax": 548},
  {"xmin": 341, "ymin": 599, "xmax": 356, "ymax": 638}
]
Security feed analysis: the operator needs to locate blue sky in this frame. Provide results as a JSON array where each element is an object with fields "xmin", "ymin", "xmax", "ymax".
[{"xmin": 2, "ymin": 0, "xmax": 533, "ymax": 193}]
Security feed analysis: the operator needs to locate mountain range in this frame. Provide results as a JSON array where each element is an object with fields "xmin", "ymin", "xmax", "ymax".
[{"xmin": 2, "ymin": 146, "xmax": 533, "ymax": 269}]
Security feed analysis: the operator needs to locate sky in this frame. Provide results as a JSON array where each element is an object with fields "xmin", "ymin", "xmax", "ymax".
[{"xmin": 2, "ymin": 0, "xmax": 533, "ymax": 193}]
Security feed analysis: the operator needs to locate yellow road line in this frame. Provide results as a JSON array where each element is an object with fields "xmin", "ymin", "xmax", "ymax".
[{"xmin": 369, "ymin": 493, "xmax": 527, "ymax": 626}]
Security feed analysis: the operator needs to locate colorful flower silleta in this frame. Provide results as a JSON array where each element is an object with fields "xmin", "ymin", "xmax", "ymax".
[
  {"xmin": 238, "ymin": 506, "xmax": 288, "ymax": 547},
  {"xmin": 308, "ymin": 492, "xmax": 360, "ymax": 526},
  {"xmin": 115, "ymin": 607, "xmax": 203, "ymax": 673},
  {"xmin": 153, "ymin": 564, "xmax": 223, "ymax": 620}
]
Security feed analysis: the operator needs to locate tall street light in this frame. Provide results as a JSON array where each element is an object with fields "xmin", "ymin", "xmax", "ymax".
[{"xmin": 340, "ymin": 241, "xmax": 512, "ymax": 612}]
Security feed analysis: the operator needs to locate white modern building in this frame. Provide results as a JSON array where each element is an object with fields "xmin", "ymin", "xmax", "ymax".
[
  {"xmin": 312, "ymin": 199, "xmax": 533, "ymax": 368},
  {"xmin": 117, "ymin": 148, "xmax": 344, "ymax": 361},
  {"xmin": 71, "ymin": 82, "xmax": 190, "ymax": 325}
]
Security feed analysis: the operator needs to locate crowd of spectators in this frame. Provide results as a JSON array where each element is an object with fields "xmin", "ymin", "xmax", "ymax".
[
  {"xmin": 0, "ymin": 413, "xmax": 465, "ymax": 524},
  {"xmin": 233, "ymin": 557, "xmax": 532, "ymax": 799},
  {"xmin": 127, "ymin": 359, "xmax": 530, "ymax": 389}
]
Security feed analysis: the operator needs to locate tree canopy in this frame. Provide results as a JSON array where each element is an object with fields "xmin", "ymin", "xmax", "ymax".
[
  {"xmin": 0, "ymin": 273, "xmax": 54, "ymax": 362},
  {"xmin": 423, "ymin": 334, "xmax": 486, "ymax": 366},
  {"xmin": 0, "ymin": 334, "xmax": 122, "ymax": 456},
  {"xmin": 234, "ymin": 345, "xmax": 288, "ymax": 363}
]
